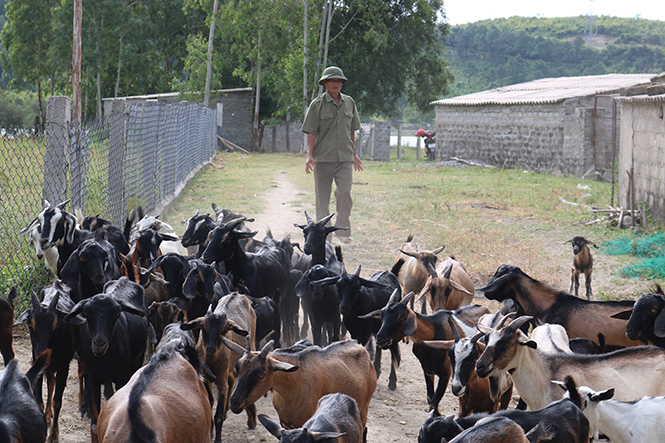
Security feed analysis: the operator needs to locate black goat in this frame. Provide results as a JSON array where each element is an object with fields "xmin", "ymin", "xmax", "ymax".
[
  {"xmin": 64, "ymin": 277, "xmax": 154, "ymax": 440},
  {"xmin": 246, "ymin": 294, "xmax": 281, "ymax": 348},
  {"xmin": 295, "ymin": 259, "xmax": 343, "ymax": 346},
  {"xmin": 147, "ymin": 253, "xmax": 195, "ymax": 301},
  {"xmin": 0, "ymin": 351, "xmax": 50, "ymax": 443},
  {"xmin": 15, "ymin": 282, "xmax": 76, "ymax": 443},
  {"xmin": 147, "ymin": 300, "xmax": 188, "ymax": 344},
  {"xmin": 361, "ymin": 292, "xmax": 489, "ymax": 414},
  {"xmin": 182, "ymin": 261, "xmax": 233, "ymax": 320},
  {"xmin": 566, "ymin": 236, "xmax": 598, "ymax": 299},
  {"xmin": 59, "ymin": 235, "xmax": 121, "ymax": 302},
  {"xmin": 611, "ymin": 284, "xmax": 665, "ymax": 348},
  {"xmin": 202, "ymin": 216, "xmax": 289, "ymax": 299},
  {"xmin": 180, "ymin": 208, "xmax": 218, "ymax": 257},
  {"xmin": 420, "ymin": 376, "xmax": 589, "ymax": 443},
  {"xmin": 325, "ymin": 264, "xmax": 402, "ymax": 390},
  {"xmin": 0, "ymin": 287, "xmax": 17, "ymax": 365}
]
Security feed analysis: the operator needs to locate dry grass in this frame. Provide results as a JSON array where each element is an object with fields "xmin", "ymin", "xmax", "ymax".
[{"xmin": 162, "ymin": 151, "xmax": 658, "ymax": 301}]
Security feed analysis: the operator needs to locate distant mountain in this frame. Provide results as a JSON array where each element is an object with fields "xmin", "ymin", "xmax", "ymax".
[{"xmin": 443, "ymin": 16, "xmax": 665, "ymax": 98}]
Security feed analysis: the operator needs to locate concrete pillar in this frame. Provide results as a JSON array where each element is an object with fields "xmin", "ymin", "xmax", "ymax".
[{"xmin": 43, "ymin": 96, "xmax": 71, "ymax": 205}]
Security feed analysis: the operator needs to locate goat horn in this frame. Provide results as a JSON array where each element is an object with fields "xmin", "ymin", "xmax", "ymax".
[
  {"xmin": 48, "ymin": 290, "xmax": 61, "ymax": 312},
  {"xmin": 448, "ymin": 316, "xmax": 460, "ymax": 342},
  {"xmin": 259, "ymin": 340, "xmax": 275, "ymax": 358},
  {"xmin": 401, "ymin": 291, "xmax": 415, "ymax": 306},
  {"xmin": 193, "ymin": 208, "xmax": 200, "ymax": 217},
  {"xmin": 470, "ymin": 331, "xmax": 484, "ymax": 344},
  {"xmin": 30, "ymin": 290, "xmax": 41, "ymax": 311},
  {"xmin": 427, "ymin": 262, "xmax": 437, "ymax": 278},
  {"xmin": 432, "ymin": 245, "xmax": 445, "ymax": 255},
  {"xmin": 507, "ymin": 315, "xmax": 533, "ymax": 332},
  {"xmin": 225, "ymin": 217, "xmax": 247, "ymax": 231},
  {"xmin": 496, "ymin": 313, "xmax": 514, "ymax": 329},
  {"xmin": 354, "ymin": 265, "xmax": 362, "ymax": 277},
  {"xmin": 19, "ymin": 217, "xmax": 39, "ymax": 236},
  {"xmin": 318, "ymin": 213, "xmax": 335, "ymax": 226},
  {"xmin": 442, "ymin": 262, "xmax": 453, "ymax": 279},
  {"xmin": 304, "ymin": 211, "xmax": 314, "ymax": 225},
  {"xmin": 388, "ymin": 288, "xmax": 401, "ymax": 304}
]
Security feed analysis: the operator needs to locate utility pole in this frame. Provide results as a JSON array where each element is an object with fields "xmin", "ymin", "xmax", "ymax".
[
  {"xmin": 72, "ymin": 0, "xmax": 82, "ymax": 124},
  {"xmin": 204, "ymin": 0, "xmax": 220, "ymax": 107}
]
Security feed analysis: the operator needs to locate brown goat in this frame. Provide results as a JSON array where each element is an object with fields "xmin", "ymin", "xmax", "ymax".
[
  {"xmin": 225, "ymin": 339, "xmax": 377, "ymax": 431},
  {"xmin": 183, "ymin": 291, "xmax": 257, "ymax": 443},
  {"xmin": 97, "ymin": 323, "xmax": 212, "ymax": 443},
  {"xmin": 566, "ymin": 237, "xmax": 598, "ymax": 300},
  {"xmin": 393, "ymin": 235, "xmax": 445, "ymax": 312},
  {"xmin": 420, "ymin": 257, "xmax": 474, "ymax": 313}
]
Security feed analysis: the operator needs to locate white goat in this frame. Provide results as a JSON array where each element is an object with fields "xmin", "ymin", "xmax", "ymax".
[
  {"xmin": 476, "ymin": 315, "xmax": 665, "ymax": 411},
  {"xmin": 22, "ymin": 221, "xmax": 59, "ymax": 276},
  {"xmin": 566, "ymin": 384, "xmax": 665, "ymax": 443}
]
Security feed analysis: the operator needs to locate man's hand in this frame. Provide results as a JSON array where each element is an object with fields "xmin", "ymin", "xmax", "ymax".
[
  {"xmin": 353, "ymin": 154, "xmax": 364, "ymax": 172},
  {"xmin": 305, "ymin": 153, "xmax": 315, "ymax": 174}
]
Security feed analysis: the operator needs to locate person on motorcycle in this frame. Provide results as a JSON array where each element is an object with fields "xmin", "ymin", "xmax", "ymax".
[{"xmin": 416, "ymin": 129, "xmax": 436, "ymax": 161}]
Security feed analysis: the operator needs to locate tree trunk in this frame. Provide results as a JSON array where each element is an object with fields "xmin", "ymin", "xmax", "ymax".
[
  {"xmin": 252, "ymin": 31, "xmax": 262, "ymax": 152},
  {"xmin": 72, "ymin": 0, "xmax": 82, "ymax": 125},
  {"xmin": 96, "ymin": 39, "xmax": 103, "ymax": 118},
  {"xmin": 37, "ymin": 78, "xmax": 45, "ymax": 133},
  {"xmin": 115, "ymin": 35, "xmax": 123, "ymax": 98},
  {"xmin": 286, "ymin": 110, "xmax": 291, "ymax": 152},
  {"xmin": 303, "ymin": 0, "xmax": 308, "ymax": 111},
  {"xmin": 322, "ymin": 0, "xmax": 334, "ymax": 73},
  {"xmin": 204, "ymin": 0, "xmax": 220, "ymax": 107},
  {"xmin": 312, "ymin": 0, "xmax": 329, "ymax": 100}
]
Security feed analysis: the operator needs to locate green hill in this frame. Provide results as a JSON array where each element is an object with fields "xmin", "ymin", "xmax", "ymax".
[{"xmin": 443, "ymin": 16, "xmax": 665, "ymax": 98}]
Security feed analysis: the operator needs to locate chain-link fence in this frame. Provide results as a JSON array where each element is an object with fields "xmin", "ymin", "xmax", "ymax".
[{"xmin": 0, "ymin": 97, "xmax": 216, "ymax": 307}]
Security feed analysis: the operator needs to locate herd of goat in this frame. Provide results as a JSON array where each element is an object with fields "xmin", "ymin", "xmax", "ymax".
[{"xmin": 1, "ymin": 199, "xmax": 665, "ymax": 443}]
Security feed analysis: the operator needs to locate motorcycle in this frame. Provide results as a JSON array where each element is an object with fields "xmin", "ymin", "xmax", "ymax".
[{"xmin": 416, "ymin": 129, "xmax": 436, "ymax": 161}]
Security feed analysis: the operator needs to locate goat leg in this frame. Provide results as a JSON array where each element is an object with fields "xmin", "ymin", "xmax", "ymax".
[
  {"xmin": 245, "ymin": 403, "xmax": 257, "ymax": 430},
  {"xmin": 48, "ymin": 367, "xmax": 69, "ymax": 443},
  {"xmin": 429, "ymin": 373, "xmax": 450, "ymax": 415},
  {"xmin": 585, "ymin": 271, "xmax": 593, "ymax": 300}
]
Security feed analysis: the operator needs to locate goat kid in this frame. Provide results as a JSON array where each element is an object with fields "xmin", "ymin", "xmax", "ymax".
[
  {"xmin": 259, "ymin": 393, "xmax": 364, "ymax": 443},
  {"xmin": 565, "ymin": 236, "xmax": 598, "ymax": 299},
  {"xmin": 392, "ymin": 235, "xmax": 444, "ymax": 312},
  {"xmin": 419, "ymin": 257, "xmax": 474, "ymax": 313}
]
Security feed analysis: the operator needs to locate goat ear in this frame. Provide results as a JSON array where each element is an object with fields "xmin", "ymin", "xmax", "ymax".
[
  {"xmin": 358, "ymin": 308, "xmax": 382, "ymax": 320},
  {"xmin": 450, "ymin": 279, "xmax": 474, "ymax": 296},
  {"xmin": 309, "ymin": 431, "xmax": 345, "ymax": 441},
  {"xmin": 295, "ymin": 271, "xmax": 311, "ymax": 298},
  {"xmin": 258, "ymin": 414, "xmax": 283, "ymax": 439},
  {"xmin": 119, "ymin": 300, "xmax": 146, "ymax": 317},
  {"xmin": 403, "ymin": 309, "xmax": 418, "ymax": 336},
  {"xmin": 432, "ymin": 245, "xmax": 445, "ymax": 255},
  {"xmin": 653, "ymin": 309, "xmax": 665, "ymax": 338},
  {"xmin": 226, "ymin": 319, "xmax": 249, "ymax": 337},
  {"xmin": 398, "ymin": 249, "xmax": 418, "ymax": 259},
  {"xmin": 220, "ymin": 334, "xmax": 247, "ymax": 356},
  {"xmin": 63, "ymin": 212, "xmax": 77, "ymax": 244},
  {"xmin": 420, "ymin": 339, "xmax": 455, "ymax": 350},
  {"xmin": 610, "ymin": 309, "xmax": 633, "ymax": 320},
  {"xmin": 59, "ymin": 252, "xmax": 80, "ymax": 287},
  {"xmin": 147, "ymin": 324, "xmax": 158, "ymax": 344},
  {"xmin": 64, "ymin": 300, "xmax": 88, "ymax": 325},
  {"xmin": 516, "ymin": 330, "xmax": 537, "ymax": 348},
  {"xmin": 14, "ymin": 309, "xmax": 32, "ymax": 326},
  {"xmin": 181, "ymin": 318, "xmax": 203, "ymax": 331},
  {"xmin": 591, "ymin": 388, "xmax": 615, "ymax": 402},
  {"xmin": 182, "ymin": 268, "xmax": 198, "ymax": 299},
  {"xmin": 268, "ymin": 357, "xmax": 298, "ymax": 373},
  {"xmin": 160, "ymin": 233, "xmax": 180, "ymax": 242}
]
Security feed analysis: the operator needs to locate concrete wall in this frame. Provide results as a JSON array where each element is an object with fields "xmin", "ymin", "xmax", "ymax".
[
  {"xmin": 435, "ymin": 96, "xmax": 620, "ymax": 178},
  {"xmin": 261, "ymin": 121, "xmax": 305, "ymax": 153},
  {"xmin": 619, "ymin": 99, "xmax": 665, "ymax": 225}
]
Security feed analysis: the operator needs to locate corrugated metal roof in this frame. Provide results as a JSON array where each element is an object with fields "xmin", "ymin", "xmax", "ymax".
[{"xmin": 432, "ymin": 74, "xmax": 655, "ymax": 106}]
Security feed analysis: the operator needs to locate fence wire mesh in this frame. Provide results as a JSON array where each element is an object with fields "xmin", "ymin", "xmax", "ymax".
[{"xmin": 0, "ymin": 100, "xmax": 216, "ymax": 307}]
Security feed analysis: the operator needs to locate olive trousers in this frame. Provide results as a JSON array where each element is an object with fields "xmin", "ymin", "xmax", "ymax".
[{"xmin": 313, "ymin": 161, "xmax": 353, "ymax": 237}]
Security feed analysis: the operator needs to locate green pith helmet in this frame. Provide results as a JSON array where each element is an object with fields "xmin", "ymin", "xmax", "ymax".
[{"xmin": 319, "ymin": 66, "xmax": 348, "ymax": 85}]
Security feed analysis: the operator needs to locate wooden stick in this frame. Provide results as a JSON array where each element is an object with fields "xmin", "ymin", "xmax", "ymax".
[{"xmin": 218, "ymin": 135, "xmax": 250, "ymax": 154}]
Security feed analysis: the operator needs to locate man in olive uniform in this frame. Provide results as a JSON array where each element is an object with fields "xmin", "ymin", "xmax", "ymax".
[{"xmin": 301, "ymin": 66, "xmax": 363, "ymax": 243}]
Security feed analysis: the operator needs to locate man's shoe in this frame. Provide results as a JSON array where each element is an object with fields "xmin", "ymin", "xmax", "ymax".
[{"xmin": 337, "ymin": 236, "xmax": 353, "ymax": 244}]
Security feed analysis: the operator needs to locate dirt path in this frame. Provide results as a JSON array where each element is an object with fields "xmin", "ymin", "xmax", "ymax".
[{"xmin": 10, "ymin": 171, "xmax": 621, "ymax": 442}]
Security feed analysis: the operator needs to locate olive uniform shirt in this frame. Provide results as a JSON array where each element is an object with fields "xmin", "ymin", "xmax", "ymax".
[{"xmin": 301, "ymin": 91, "xmax": 361, "ymax": 162}]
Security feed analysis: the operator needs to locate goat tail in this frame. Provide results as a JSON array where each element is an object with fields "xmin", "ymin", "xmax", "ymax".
[
  {"xmin": 128, "ymin": 364, "xmax": 159, "ymax": 443},
  {"xmin": 391, "ymin": 258, "xmax": 405, "ymax": 277}
]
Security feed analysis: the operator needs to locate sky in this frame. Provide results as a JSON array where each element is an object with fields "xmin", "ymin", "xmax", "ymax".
[{"xmin": 444, "ymin": 0, "xmax": 665, "ymax": 26}]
